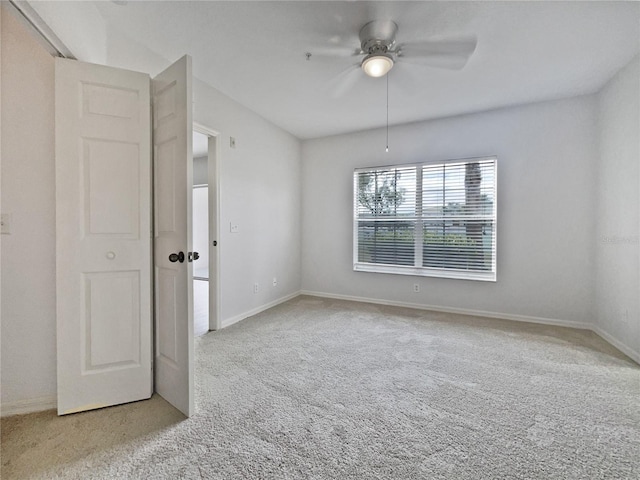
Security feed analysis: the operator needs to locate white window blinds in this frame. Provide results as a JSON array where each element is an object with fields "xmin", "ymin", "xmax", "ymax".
[{"xmin": 354, "ymin": 157, "xmax": 497, "ymax": 281}]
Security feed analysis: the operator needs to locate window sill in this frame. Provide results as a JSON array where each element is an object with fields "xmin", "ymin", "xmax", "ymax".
[{"xmin": 353, "ymin": 262, "xmax": 496, "ymax": 282}]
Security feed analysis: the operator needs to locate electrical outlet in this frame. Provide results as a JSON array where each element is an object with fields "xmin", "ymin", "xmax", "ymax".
[
  {"xmin": 253, "ymin": 283, "xmax": 259, "ymax": 294},
  {"xmin": 273, "ymin": 277, "xmax": 277, "ymax": 287},
  {"xmin": 413, "ymin": 284, "xmax": 420, "ymax": 293},
  {"xmin": 0, "ymin": 214, "xmax": 11, "ymax": 235},
  {"xmin": 230, "ymin": 222, "xmax": 239, "ymax": 233}
]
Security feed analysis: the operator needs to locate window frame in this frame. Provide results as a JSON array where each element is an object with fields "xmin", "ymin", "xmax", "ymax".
[{"xmin": 353, "ymin": 155, "xmax": 498, "ymax": 282}]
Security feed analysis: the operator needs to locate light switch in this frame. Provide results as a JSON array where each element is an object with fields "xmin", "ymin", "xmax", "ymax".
[{"xmin": 1, "ymin": 214, "xmax": 11, "ymax": 235}]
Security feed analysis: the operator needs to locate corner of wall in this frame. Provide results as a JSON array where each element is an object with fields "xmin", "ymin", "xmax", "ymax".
[
  {"xmin": 192, "ymin": 78, "xmax": 303, "ymax": 325},
  {"xmin": 594, "ymin": 54, "xmax": 640, "ymax": 360}
]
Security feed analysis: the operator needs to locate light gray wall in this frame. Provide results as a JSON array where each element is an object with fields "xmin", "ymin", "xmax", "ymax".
[
  {"xmin": 1, "ymin": 6, "xmax": 57, "ymax": 409},
  {"xmin": 301, "ymin": 95, "xmax": 598, "ymax": 325},
  {"xmin": 90, "ymin": 21, "xmax": 303, "ymax": 324},
  {"xmin": 193, "ymin": 77, "xmax": 302, "ymax": 323},
  {"xmin": 595, "ymin": 55, "xmax": 640, "ymax": 359}
]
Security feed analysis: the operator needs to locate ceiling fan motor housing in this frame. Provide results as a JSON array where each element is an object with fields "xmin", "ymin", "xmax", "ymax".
[{"xmin": 359, "ymin": 20, "xmax": 398, "ymax": 53}]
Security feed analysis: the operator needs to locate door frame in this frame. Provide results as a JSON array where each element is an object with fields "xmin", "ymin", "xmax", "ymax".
[{"xmin": 193, "ymin": 122, "xmax": 221, "ymax": 331}]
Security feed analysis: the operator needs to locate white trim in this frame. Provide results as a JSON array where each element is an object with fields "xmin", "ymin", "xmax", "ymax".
[
  {"xmin": 353, "ymin": 155, "xmax": 498, "ymax": 174},
  {"xmin": 4, "ymin": 292, "xmax": 637, "ymax": 416},
  {"xmin": 354, "ymin": 262, "xmax": 496, "ymax": 282},
  {"xmin": 220, "ymin": 291, "xmax": 300, "ymax": 329},
  {"xmin": 208, "ymin": 134, "xmax": 221, "ymax": 330},
  {"xmin": 300, "ymin": 290, "xmax": 638, "ymax": 365},
  {"xmin": 593, "ymin": 326, "xmax": 640, "ymax": 365},
  {"xmin": 192, "ymin": 122, "xmax": 222, "ymax": 331},
  {"xmin": 193, "ymin": 122, "xmax": 220, "ymax": 138},
  {"xmin": 1, "ymin": 396, "xmax": 56, "ymax": 417},
  {"xmin": 300, "ymin": 290, "xmax": 591, "ymax": 330}
]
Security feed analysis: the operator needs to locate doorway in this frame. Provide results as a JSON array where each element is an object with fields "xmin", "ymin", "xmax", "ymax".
[{"xmin": 192, "ymin": 125, "xmax": 220, "ymax": 335}]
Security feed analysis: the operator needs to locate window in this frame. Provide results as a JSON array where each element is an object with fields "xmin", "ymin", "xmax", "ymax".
[{"xmin": 354, "ymin": 156, "xmax": 497, "ymax": 281}]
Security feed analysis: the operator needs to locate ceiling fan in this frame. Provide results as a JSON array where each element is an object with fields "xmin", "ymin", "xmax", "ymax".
[
  {"xmin": 308, "ymin": 19, "xmax": 477, "ymax": 151},
  {"xmin": 309, "ymin": 19, "xmax": 477, "ymax": 80}
]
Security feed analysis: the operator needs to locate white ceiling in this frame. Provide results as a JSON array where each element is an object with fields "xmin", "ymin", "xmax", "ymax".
[{"xmin": 30, "ymin": 1, "xmax": 640, "ymax": 139}]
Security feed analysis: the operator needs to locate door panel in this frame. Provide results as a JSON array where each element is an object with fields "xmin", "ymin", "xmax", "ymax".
[
  {"xmin": 55, "ymin": 58, "xmax": 152, "ymax": 415},
  {"xmin": 84, "ymin": 139, "xmax": 140, "ymax": 236},
  {"xmin": 153, "ymin": 55, "xmax": 194, "ymax": 417},
  {"xmin": 83, "ymin": 271, "xmax": 141, "ymax": 371}
]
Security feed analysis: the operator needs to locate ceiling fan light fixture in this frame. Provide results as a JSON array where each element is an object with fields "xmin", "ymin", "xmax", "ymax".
[{"xmin": 361, "ymin": 54, "xmax": 394, "ymax": 78}]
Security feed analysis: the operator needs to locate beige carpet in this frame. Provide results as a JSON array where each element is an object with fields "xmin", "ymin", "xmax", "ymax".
[{"xmin": 2, "ymin": 296, "xmax": 639, "ymax": 479}]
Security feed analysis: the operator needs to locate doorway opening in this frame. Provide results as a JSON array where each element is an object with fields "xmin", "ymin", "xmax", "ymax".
[{"xmin": 192, "ymin": 125, "xmax": 220, "ymax": 336}]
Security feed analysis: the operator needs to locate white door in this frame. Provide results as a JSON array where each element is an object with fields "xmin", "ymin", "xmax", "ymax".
[
  {"xmin": 153, "ymin": 55, "xmax": 194, "ymax": 417},
  {"xmin": 55, "ymin": 58, "xmax": 152, "ymax": 415}
]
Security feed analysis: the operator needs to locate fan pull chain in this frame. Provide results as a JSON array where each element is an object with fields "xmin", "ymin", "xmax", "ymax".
[{"xmin": 385, "ymin": 73, "xmax": 389, "ymax": 153}]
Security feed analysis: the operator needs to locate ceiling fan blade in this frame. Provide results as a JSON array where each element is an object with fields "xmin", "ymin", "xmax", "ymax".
[
  {"xmin": 325, "ymin": 64, "xmax": 362, "ymax": 98},
  {"xmin": 397, "ymin": 54, "xmax": 471, "ymax": 71},
  {"xmin": 398, "ymin": 36, "xmax": 477, "ymax": 57},
  {"xmin": 397, "ymin": 36, "xmax": 477, "ymax": 70},
  {"xmin": 305, "ymin": 46, "xmax": 362, "ymax": 62}
]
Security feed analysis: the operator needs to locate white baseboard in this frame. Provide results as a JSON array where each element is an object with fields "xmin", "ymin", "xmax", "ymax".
[
  {"xmin": 1, "ymin": 396, "xmax": 56, "ymax": 417},
  {"xmin": 301, "ymin": 290, "xmax": 640, "ymax": 365},
  {"xmin": 593, "ymin": 326, "xmax": 640, "ymax": 364},
  {"xmin": 220, "ymin": 290, "xmax": 301, "ymax": 329},
  {"xmin": 300, "ymin": 290, "xmax": 591, "ymax": 330},
  {"xmin": 1, "ymin": 292, "xmax": 299, "ymax": 417},
  {"xmin": 4, "ymin": 291, "xmax": 636, "ymax": 417}
]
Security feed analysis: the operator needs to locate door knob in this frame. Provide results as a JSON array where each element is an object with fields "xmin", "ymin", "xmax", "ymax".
[
  {"xmin": 188, "ymin": 251, "xmax": 200, "ymax": 262},
  {"xmin": 169, "ymin": 252, "xmax": 185, "ymax": 263}
]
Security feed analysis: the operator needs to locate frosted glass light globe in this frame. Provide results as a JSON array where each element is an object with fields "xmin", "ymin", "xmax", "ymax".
[{"xmin": 361, "ymin": 54, "xmax": 394, "ymax": 77}]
